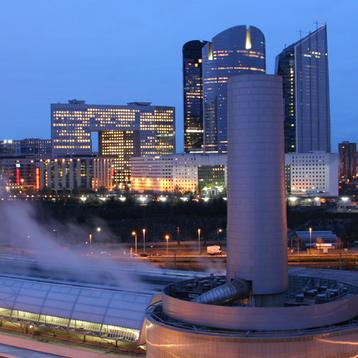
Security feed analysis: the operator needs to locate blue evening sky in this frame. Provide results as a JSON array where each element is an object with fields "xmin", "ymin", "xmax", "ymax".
[{"xmin": 0, "ymin": 0, "xmax": 357, "ymax": 153}]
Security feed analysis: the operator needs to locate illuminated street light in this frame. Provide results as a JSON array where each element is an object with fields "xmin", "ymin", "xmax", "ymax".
[
  {"xmin": 197, "ymin": 228, "xmax": 202, "ymax": 254},
  {"xmin": 142, "ymin": 228, "xmax": 146, "ymax": 253},
  {"xmin": 131, "ymin": 231, "xmax": 138, "ymax": 254},
  {"xmin": 158, "ymin": 195, "xmax": 167, "ymax": 202},
  {"xmin": 164, "ymin": 234, "xmax": 170, "ymax": 255},
  {"xmin": 288, "ymin": 196, "xmax": 298, "ymax": 203},
  {"xmin": 96, "ymin": 227, "xmax": 102, "ymax": 233},
  {"xmin": 217, "ymin": 228, "xmax": 223, "ymax": 242},
  {"xmin": 309, "ymin": 227, "xmax": 312, "ymax": 253},
  {"xmin": 138, "ymin": 195, "xmax": 147, "ymax": 203},
  {"xmin": 88, "ymin": 233, "xmax": 92, "ymax": 246}
]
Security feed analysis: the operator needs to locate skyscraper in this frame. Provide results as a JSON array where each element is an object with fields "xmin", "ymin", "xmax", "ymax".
[
  {"xmin": 51, "ymin": 100, "xmax": 175, "ymax": 188},
  {"xmin": 183, "ymin": 40, "xmax": 208, "ymax": 153},
  {"xmin": 339, "ymin": 141, "xmax": 356, "ymax": 182},
  {"xmin": 276, "ymin": 25, "xmax": 331, "ymax": 153},
  {"xmin": 202, "ymin": 25, "xmax": 266, "ymax": 152}
]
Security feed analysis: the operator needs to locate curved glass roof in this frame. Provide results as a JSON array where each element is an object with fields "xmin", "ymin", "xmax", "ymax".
[{"xmin": 0, "ymin": 274, "xmax": 153, "ymax": 341}]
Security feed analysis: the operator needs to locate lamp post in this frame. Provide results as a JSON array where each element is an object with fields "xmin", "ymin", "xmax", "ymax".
[
  {"xmin": 309, "ymin": 227, "xmax": 312, "ymax": 254},
  {"xmin": 197, "ymin": 228, "xmax": 201, "ymax": 255},
  {"xmin": 217, "ymin": 228, "xmax": 223, "ymax": 243},
  {"xmin": 142, "ymin": 228, "xmax": 146, "ymax": 254},
  {"xmin": 165, "ymin": 234, "xmax": 170, "ymax": 255},
  {"xmin": 131, "ymin": 231, "xmax": 138, "ymax": 255},
  {"xmin": 88, "ymin": 233, "xmax": 92, "ymax": 246}
]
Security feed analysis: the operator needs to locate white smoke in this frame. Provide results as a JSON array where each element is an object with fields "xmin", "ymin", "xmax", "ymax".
[{"xmin": 0, "ymin": 200, "xmax": 158, "ymax": 291}]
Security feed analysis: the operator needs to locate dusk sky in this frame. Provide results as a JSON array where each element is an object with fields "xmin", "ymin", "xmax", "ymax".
[{"xmin": 0, "ymin": 0, "xmax": 357, "ymax": 152}]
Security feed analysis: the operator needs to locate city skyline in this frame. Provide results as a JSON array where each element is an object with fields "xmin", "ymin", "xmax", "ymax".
[{"xmin": 0, "ymin": 0, "xmax": 357, "ymax": 153}]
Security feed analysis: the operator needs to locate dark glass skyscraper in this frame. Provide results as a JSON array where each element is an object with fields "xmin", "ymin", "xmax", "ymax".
[
  {"xmin": 202, "ymin": 25, "xmax": 266, "ymax": 152},
  {"xmin": 339, "ymin": 141, "xmax": 356, "ymax": 182},
  {"xmin": 183, "ymin": 40, "xmax": 208, "ymax": 153},
  {"xmin": 276, "ymin": 25, "xmax": 331, "ymax": 153}
]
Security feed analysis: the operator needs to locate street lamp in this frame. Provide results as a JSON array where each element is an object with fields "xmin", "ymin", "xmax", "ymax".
[
  {"xmin": 309, "ymin": 227, "xmax": 312, "ymax": 253},
  {"xmin": 164, "ymin": 234, "xmax": 170, "ymax": 255},
  {"xmin": 197, "ymin": 228, "xmax": 201, "ymax": 255},
  {"xmin": 131, "ymin": 231, "xmax": 138, "ymax": 255},
  {"xmin": 217, "ymin": 228, "xmax": 223, "ymax": 242},
  {"xmin": 96, "ymin": 227, "xmax": 102, "ymax": 233},
  {"xmin": 142, "ymin": 228, "xmax": 146, "ymax": 254},
  {"xmin": 88, "ymin": 233, "xmax": 92, "ymax": 246}
]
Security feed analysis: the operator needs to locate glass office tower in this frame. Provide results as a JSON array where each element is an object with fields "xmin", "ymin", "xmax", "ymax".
[
  {"xmin": 276, "ymin": 25, "xmax": 331, "ymax": 153},
  {"xmin": 202, "ymin": 25, "xmax": 266, "ymax": 152},
  {"xmin": 183, "ymin": 40, "xmax": 208, "ymax": 153}
]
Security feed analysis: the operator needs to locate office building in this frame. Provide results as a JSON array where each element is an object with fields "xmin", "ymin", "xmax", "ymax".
[
  {"xmin": 39, "ymin": 157, "xmax": 94, "ymax": 192},
  {"xmin": 51, "ymin": 100, "xmax": 175, "ymax": 188},
  {"xmin": 338, "ymin": 141, "xmax": 356, "ymax": 182},
  {"xmin": 130, "ymin": 153, "xmax": 226, "ymax": 194},
  {"xmin": 183, "ymin": 40, "xmax": 208, "ymax": 153},
  {"xmin": 0, "ymin": 140, "xmax": 20, "ymax": 157},
  {"xmin": 20, "ymin": 138, "xmax": 52, "ymax": 159},
  {"xmin": 92, "ymin": 157, "xmax": 115, "ymax": 191},
  {"xmin": 285, "ymin": 151, "xmax": 338, "ymax": 196},
  {"xmin": 0, "ymin": 158, "xmax": 39, "ymax": 191},
  {"xmin": 0, "ymin": 139, "xmax": 51, "ymax": 159},
  {"xmin": 276, "ymin": 25, "xmax": 331, "ymax": 153},
  {"xmin": 202, "ymin": 25, "xmax": 266, "ymax": 152}
]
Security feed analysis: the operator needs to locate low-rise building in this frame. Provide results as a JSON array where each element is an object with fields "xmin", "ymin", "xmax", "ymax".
[
  {"xmin": 130, "ymin": 153, "xmax": 226, "ymax": 194},
  {"xmin": 0, "ymin": 157, "xmax": 39, "ymax": 191},
  {"xmin": 285, "ymin": 152, "xmax": 339, "ymax": 197},
  {"xmin": 0, "ymin": 156, "xmax": 114, "ymax": 193},
  {"xmin": 39, "ymin": 157, "xmax": 94, "ymax": 192}
]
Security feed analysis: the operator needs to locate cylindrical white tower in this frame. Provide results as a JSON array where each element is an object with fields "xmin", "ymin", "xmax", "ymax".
[{"xmin": 226, "ymin": 74, "xmax": 288, "ymax": 303}]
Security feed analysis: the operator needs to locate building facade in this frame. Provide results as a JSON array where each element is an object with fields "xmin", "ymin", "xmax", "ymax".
[
  {"xmin": 51, "ymin": 100, "xmax": 175, "ymax": 188},
  {"xmin": 130, "ymin": 156, "xmax": 174, "ymax": 193},
  {"xmin": 0, "ymin": 158, "xmax": 39, "ymax": 191},
  {"xmin": 202, "ymin": 25, "xmax": 266, "ymax": 152},
  {"xmin": 0, "ymin": 140, "xmax": 20, "ymax": 157},
  {"xmin": 20, "ymin": 138, "xmax": 52, "ymax": 159},
  {"xmin": 285, "ymin": 151, "xmax": 338, "ymax": 196},
  {"xmin": 92, "ymin": 157, "xmax": 115, "ymax": 191},
  {"xmin": 338, "ymin": 141, "xmax": 356, "ymax": 182},
  {"xmin": 0, "ymin": 139, "xmax": 52, "ymax": 159},
  {"xmin": 130, "ymin": 153, "xmax": 226, "ymax": 194},
  {"xmin": 0, "ymin": 156, "xmax": 115, "ymax": 193},
  {"xmin": 39, "ymin": 157, "xmax": 94, "ymax": 192},
  {"xmin": 276, "ymin": 25, "xmax": 331, "ymax": 153},
  {"xmin": 183, "ymin": 40, "xmax": 208, "ymax": 153}
]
